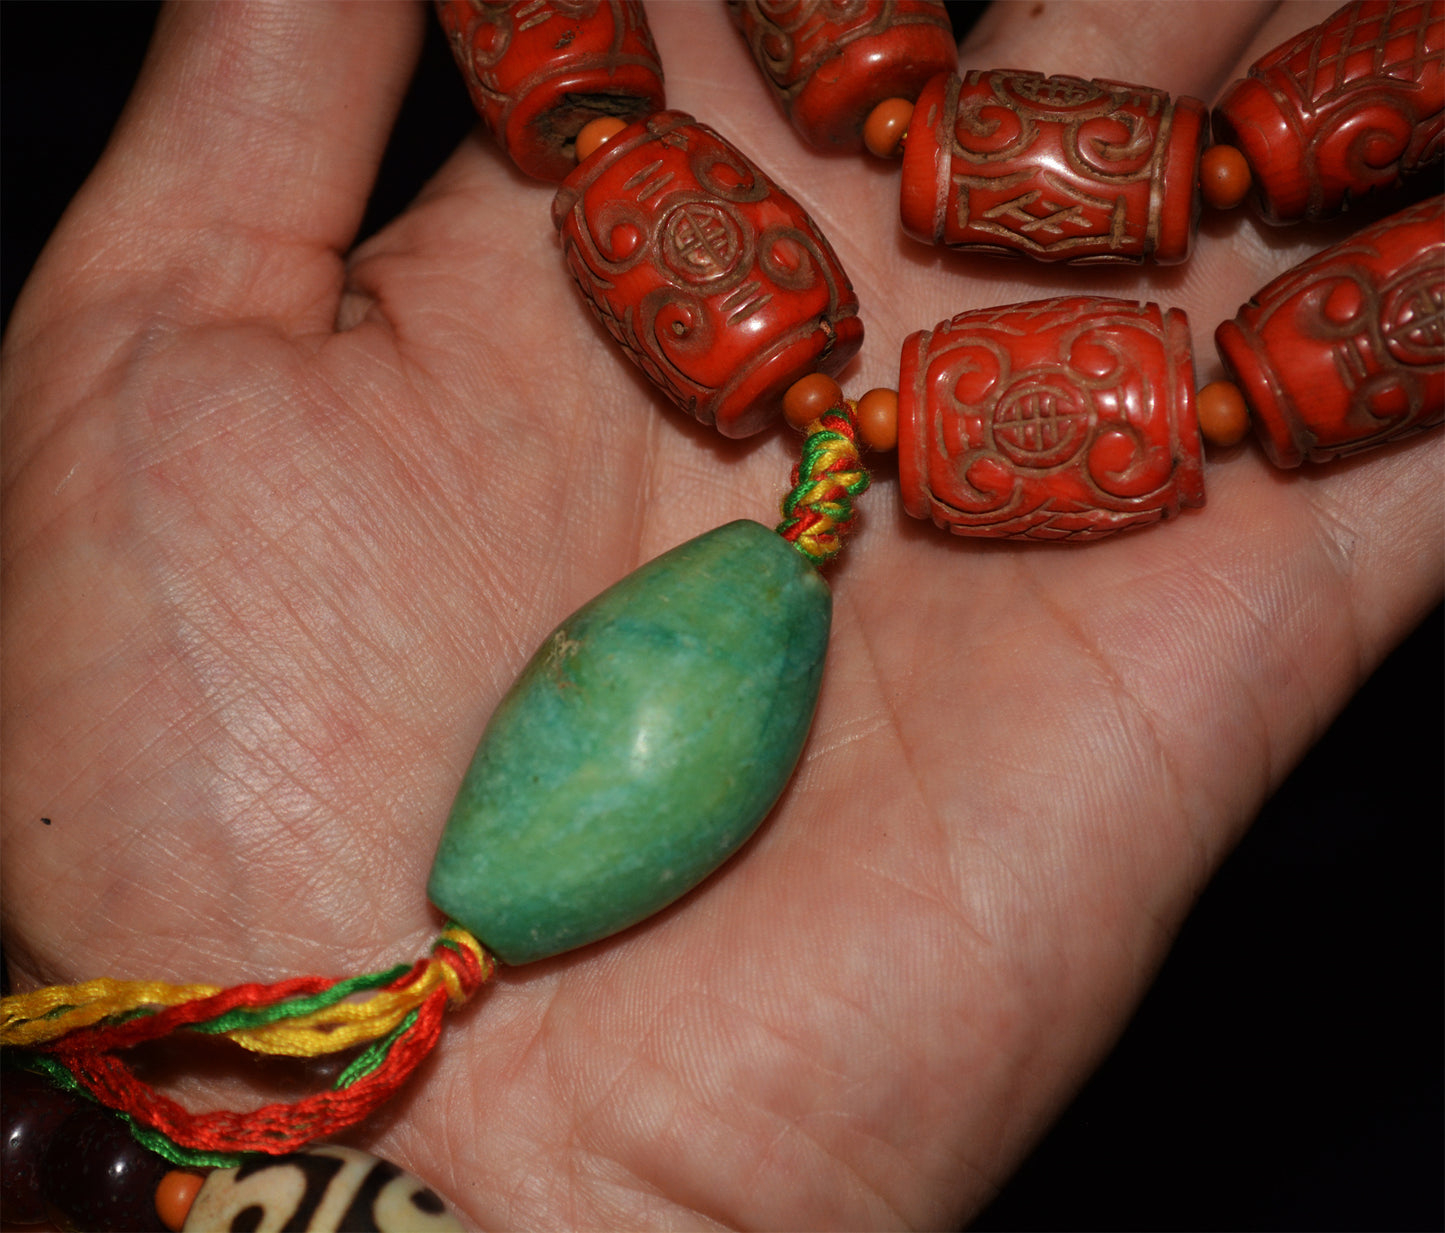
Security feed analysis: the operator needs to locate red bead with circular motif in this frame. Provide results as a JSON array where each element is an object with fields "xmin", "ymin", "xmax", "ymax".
[
  {"xmin": 727, "ymin": 0, "xmax": 957, "ymax": 152},
  {"xmin": 900, "ymin": 69, "xmax": 1207, "ymax": 264},
  {"xmin": 436, "ymin": 0, "xmax": 665, "ymax": 182},
  {"xmin": 897, "ymin": 297, "xmax": 1204, "ymax": 540},
  {"xmin": 1213, "ymin": 0, "xmax": 1444, "ymax": 224},
  {"xmin": 552, "ymin": 111, "xmax": 864, "ymax": 437},
  {"xmin": 1214, "ymin": 195, "xmax": 1444, "ymax": 468}
]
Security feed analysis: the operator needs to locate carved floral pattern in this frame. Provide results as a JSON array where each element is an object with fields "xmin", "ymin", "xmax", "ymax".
[
  {"xmin": 898, "ymin": 297, "xmax": 1204, "ymax": 540},
  {"xmin": 1215, "ymin": 194, "xmax": 1444, "ymax": 466},
  {"xmin": 899, "ymin": 70, "xmax": 1206, "ymax": 264},
  {"xmin": 436, "ymin": 0, "xmax": 664, "ymax": 181},
  {"xmin": 552, "ymin": 112, "xmax": 862, "ymax": 437},
  {"xmin": 1214, "ymin": 0, "xmax": 1444, "ymax": 222},
  {"xmin": 727, "ymin": 0, "xmax": 957, "ymax": 150}
]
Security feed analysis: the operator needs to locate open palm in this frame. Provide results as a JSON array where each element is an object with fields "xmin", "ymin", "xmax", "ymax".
[{"xmin": 3, "ymin": 2, "xmax": 1440, "ymax": 1228}]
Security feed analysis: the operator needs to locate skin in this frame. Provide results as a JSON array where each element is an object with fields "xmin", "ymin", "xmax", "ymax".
[{"xmin": 2, "ymin": 1, "xmax": 1439, "ymax": 1228}]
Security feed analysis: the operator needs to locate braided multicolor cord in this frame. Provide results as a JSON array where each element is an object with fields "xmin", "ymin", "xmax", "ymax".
[{"xmin": 777, "ymin": 403, "xmax": 871, "ymax": 564}]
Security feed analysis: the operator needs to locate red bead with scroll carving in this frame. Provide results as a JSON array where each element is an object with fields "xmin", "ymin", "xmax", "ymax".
[
  {"xmin": 900, "ymin": 70, "xmax": 1207, "ymax": 264},
  {"xmin": 727, "ymin": 0, "xmax": 957, "ymax": 152},
  {"xmin": 897, "ymin": 297, "xmax": 1205, "ymax": 540},
  {"xmin": 1213, "ymin": 0, "xmax": 1443, "ymax": 224},
  {"xmin": 552, "ymin": 111, "xmax": 864, "ymax": 437},
  {"xmin": 1214, "ymin": 194, "xmax": 1444, "ymax": 468},
  {"xmin": 437, "ymin": 0, "xmax": 665, "ymax": 182}
]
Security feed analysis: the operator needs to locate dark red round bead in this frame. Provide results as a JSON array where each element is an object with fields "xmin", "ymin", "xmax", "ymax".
[
  {"xmin": 2, "ymin": 1067, "xmax": 85, "ymax": 1225},
  {"xmin": 39, "ymin": 1103, "xmax": 170, "ymax": 1232}
]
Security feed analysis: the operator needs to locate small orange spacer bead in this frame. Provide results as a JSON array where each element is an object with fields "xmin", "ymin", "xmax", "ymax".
[
  {"xmin": 1197, "ymin": 380, "xmax": 1251, "ymax": 447},
  {"xmin": 855, "ymin": 387, "xmax": 899, "ymax": 451},
  {"xmin": 155, "ymin": 1170, "xmax": 206, "ymax": 1232},
  {"xmin": 862, "ymin": 98, "xmax": 914, "ymax": 158},
  {"xmin": 783, "ymin": 372, "xmax": 845, "ymax": 430},
  {"xmin": 1198, "ymin": 144, "xmax": 1252, "ymax": 211},
  {"xmin": 575, "ymin": 115, "xmax": 628, "ymax": 162}
]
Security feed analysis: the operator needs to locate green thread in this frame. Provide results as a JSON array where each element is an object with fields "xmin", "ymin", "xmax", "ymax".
[
  {"xmin": 12, "ymin": 1053, "xmax": 244, "ymax": 1168},
  {"xmin": 124, "ymin": 1114, "xmax": 243, "ymax": 1169},
  {"xmin": 776, "ymin": 410, "xmax": 870, "ymax": 565},
  {"xmin": 16, "ymin": 1052, "xmax": 83, "ymax": 1093},
  {"xmin": 195, "ymin": 965, "xmax": 410, "ymax": 1036},
  {"xmin": 334, "ymin": 1008, "xmax": 419, "ymax": 1089}
]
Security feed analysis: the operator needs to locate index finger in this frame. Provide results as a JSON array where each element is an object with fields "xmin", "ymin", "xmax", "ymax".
[{"xmin": 13, "ymin": 1, "xmax": 425, "ymax": 345}]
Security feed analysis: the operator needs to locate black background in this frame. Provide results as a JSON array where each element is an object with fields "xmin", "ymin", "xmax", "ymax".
[{"xmin": 3, "ymin": 4, "xmax": 1440, "ymax": 1229}]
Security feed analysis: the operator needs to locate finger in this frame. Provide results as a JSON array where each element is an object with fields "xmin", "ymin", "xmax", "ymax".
[
  {"xmin": 24, "ymin": 0, "xmax": 424, "ymax": 335},
  {"xmin": 959, "ymin": 0, "xmax": 1278, "ymax": 99},
  {"xmin": 1214, "ymin": 0, "xmax": 1344, "ymax": 89}
]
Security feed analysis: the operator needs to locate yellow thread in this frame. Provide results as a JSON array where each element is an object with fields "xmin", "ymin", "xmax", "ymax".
[
  {"xmin": 225, "ymin": 966, "xmax": 445, "ymax": 1056},
  {"xmin": 800, "ymin": 531, "xmax": 839, "ymax": 557},
  {"xmin": 0, "ymin": 926, "xmax": 493, "ymax": 1058},
  {"xmin": 0, "ymin": 979, "xmax": 221, "ymax": 1048},
  {"xmin": 224, "ymin": 928, "xmax": 489, "ymax": 1058},
  {"xmin": 436, "ymin": 925, "xmax": 489, "ymax": 1007}
]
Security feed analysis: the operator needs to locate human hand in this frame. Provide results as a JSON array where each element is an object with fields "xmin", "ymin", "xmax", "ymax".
[{"xmin": 3, "ymin": 2, "xmax": 1439, "ymax": 1228}]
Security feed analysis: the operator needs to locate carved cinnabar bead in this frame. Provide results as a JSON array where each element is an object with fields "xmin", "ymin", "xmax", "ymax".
[
  {"xmin": 1213, "ymin": 0, "xmax": 1444, "ymax": 224},
  {"xmin": 897, "ymin": 297, "xmax": 1205, "ymax": 540},
  {"xmin": 899, "ymin": 70, "xmax": 1207, "ymax": 264},
  {"xmin": 437, "ymin": 0, "xmax": 665, "ymax": 182},
  {"xmin": 552, "ymin": 111, "xmax": 864, "ymax": 437},
  {"xmin": 727, "ymin": 0, "xmax": 957, "ymax": 152},
  {"xmin": 1214, "ymin": 194, "xmax": 1444, "ymax": 467}
]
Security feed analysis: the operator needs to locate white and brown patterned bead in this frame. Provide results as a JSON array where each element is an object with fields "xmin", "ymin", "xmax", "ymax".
[{"xmin": 182, "ymin": 1144, "xmax": 461, "ymax": 1232}]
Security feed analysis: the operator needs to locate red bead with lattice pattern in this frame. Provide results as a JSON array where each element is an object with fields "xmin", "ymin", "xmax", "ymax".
[
  {"xmin": 899, "ymin": 69, "xmax": 1207, "ymax": 264},
  {"xmin": 897, "ymin": 297, "xmax": 1204, "ymax": 540},
  {"xmin": 437, "ymin": 0, "xmax": 665, "ymax": 182},
  {"xmin": 1213, "ymin": 0, "xmax": 1444, "ymax": 223},
  {"xmin": 727, "ymin": 0, "xmax": 957, "ymax": 152},
  {"xmin": 552, "ymin": 111, "xmax": 863, "ymax": 437},
  {"xmin": 1215, "ymin": 195, "xmax": 1444, "ymax": 467}
]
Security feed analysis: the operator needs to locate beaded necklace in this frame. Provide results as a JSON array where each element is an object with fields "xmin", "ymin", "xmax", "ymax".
[{"xmin": 2, "ymin": 2, "xmax": 1440, "ymax": 1229}]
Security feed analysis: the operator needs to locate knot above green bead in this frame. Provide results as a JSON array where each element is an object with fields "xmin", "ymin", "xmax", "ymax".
[{"xmin": 427, "ymin": 520, "xmax": 832, "ymax": 965}]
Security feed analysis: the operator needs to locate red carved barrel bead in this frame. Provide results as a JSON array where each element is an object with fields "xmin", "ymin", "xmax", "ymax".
[
  {"xmin": 899, "ymin": 70, "xmax": 1207, "ymax": 264},
  {"xmin": 552, "ymin": 111, "xmax": 864, "ymax": 437},
  {"xmin": 727, "ymin": 0, "xmax": 957, "ymax": 152},
  {"xmin": 1213, "ymin": 0, "xmax": 1444, "ymax": 224},
  {"xmin": 1214, "ymin": 194, "xmax": 1444, "ymax": 468},
  {"xmin": 437, "ymin": 0, "xmax": 665, "ymax": 182},
  {"xmin": 897, "ymin": 297, "xmax": 1205, "ymax": 540}
]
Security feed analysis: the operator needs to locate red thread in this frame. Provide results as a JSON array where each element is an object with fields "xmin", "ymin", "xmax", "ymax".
[
  {"xmin": 25, "ymin": 930, "xmax": 493, "ymax": 1155},
  {"xmin": 54, "ymin": 989, "xmax": 450, "ymax": 1153},
  {"xmin": 433, "ymin": 934, "xmax": 488, "ymax": 1003},
  {"xmin": 39, "ymin": 976, "xmax": 339, "ymax": 1056}
]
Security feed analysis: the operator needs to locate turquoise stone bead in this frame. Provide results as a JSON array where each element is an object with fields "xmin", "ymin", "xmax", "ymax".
[{"xmin": 428, "ymin": 520, "xmax": 831, "ymax": 964}]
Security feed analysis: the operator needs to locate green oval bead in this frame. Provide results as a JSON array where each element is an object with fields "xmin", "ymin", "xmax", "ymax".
[{"xmin": 427, "ymin": 520, "xmax": 831, "ymax": 965}]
